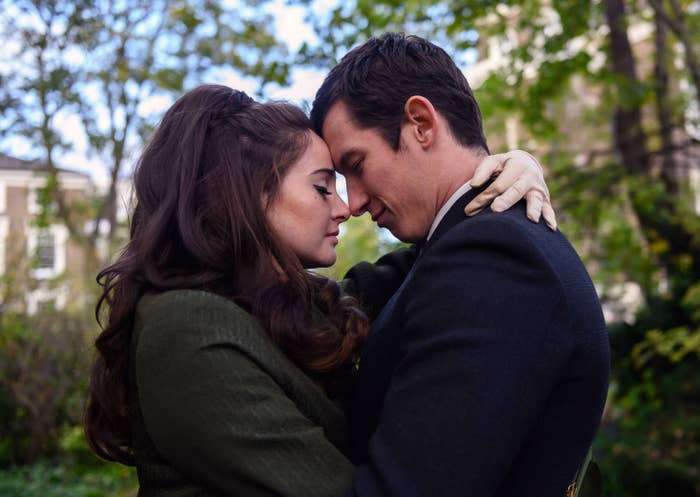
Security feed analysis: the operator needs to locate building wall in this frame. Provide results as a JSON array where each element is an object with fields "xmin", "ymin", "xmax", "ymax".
[{"xmin": 0, "ymin": 167, "xmax": 92, "ymax": 313}]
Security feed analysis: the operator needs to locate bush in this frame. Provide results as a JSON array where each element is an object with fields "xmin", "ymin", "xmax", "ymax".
[
  {"xmin": 0, "ymin": 460, "xmax": 136, "ymax": 497},
  {"xmin": 0, "ymin": 309, "xmax": 93, "ymax": 465},
  {"xmin": 595, "ymin": 322, "xmax": 700, "ymax": 496}
]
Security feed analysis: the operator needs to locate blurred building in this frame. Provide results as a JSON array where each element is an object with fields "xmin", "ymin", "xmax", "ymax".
[{"xmin": 0, "ymin": 154, "xmax": 92, "ymax": 313}]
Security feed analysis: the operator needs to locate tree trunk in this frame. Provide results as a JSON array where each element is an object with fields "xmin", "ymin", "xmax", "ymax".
[
  {"xmin": 605, "ymin": 0, "xmax": 650, "ymax": 175},
  {"xmin": 653, "ymin": 14, "xmax": 679, "ymax": 195},
  {"xmin": 605, "ymin": 0, "xmax": 700, "ymax": 304},
  {"xmin": 649, "ymin": 0, "xmax": 700, "ymax": 112}
]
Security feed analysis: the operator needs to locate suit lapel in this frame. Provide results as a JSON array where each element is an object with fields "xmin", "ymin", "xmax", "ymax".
[{"xmin": 366, "ymin": 182, "xmax": 489, "ymax": 339}]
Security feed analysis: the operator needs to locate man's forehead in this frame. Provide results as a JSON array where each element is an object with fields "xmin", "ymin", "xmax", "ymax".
[
  {"xmin": 322, "ymin": 102, "xmax": 357, "ymax": 138},
  {"xmin": 321, "ymin": 103, "xmax": 366, "ymax": 161}
]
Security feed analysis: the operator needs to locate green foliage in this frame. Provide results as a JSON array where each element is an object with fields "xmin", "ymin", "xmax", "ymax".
[
  {"xmin": 0, "ymin": 460, "xmax": 137, "ymax": 497},
  {"xmin": 554, "ymin": 161, "xmax": 700, "ymax": 495},
  {"xmin": 597, "ymin": 332, "xmax": 700, "ymax": 497},
  {"xmin": 632, "ymin": 327, "xmax": 700, "ymax": 365},
  {"xmin": 0, "ymin": 309, "xmax": 93, "ymax": 466},
  {"xmin": 0, "ymin": 411, "xmax": 136, "ymax": 496}
]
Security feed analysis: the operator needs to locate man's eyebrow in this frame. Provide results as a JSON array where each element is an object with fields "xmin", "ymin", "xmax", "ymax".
[{"xmin": 308, "ymin": 168, "xmax": 335, "ymax": 177}]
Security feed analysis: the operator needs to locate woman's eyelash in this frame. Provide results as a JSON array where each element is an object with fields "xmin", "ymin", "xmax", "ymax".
[{"xmin": 314, "ymin": 185, "xmax": 332, "ymax": 196}]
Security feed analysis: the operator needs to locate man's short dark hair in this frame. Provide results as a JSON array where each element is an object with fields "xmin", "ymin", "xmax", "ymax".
[{"xmin": 311, "ymin": 32, "xmax": 489, "ymax": 153}]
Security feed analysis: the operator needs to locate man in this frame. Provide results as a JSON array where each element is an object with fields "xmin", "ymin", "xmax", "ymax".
[{"xmin": 310, "ymin": 33, "xmax": 610, "ymax": 497}]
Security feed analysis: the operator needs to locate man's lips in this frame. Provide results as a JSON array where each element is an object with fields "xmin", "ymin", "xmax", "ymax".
[
  {"xmin": 371, "ymin": 207, "xmax": 385, "ymax": 222},
  {"xmin": 371, "ymin": 207, "xmax": 387, "ymax": 226}
]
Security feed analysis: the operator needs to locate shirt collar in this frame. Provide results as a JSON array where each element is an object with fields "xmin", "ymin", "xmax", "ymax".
[{"xmin": 426, "ymin": 180, "xmax": 472, "ymax": 241}]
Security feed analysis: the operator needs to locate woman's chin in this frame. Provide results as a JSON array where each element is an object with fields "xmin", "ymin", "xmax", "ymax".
[{"xmin": 302, "ymin": 252, "xmax": 337, "ymax": 269}]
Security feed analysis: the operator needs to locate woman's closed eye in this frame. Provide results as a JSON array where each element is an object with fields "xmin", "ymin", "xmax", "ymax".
[{"xmin": 314, "ymin": 185, "xmax": 332, "ymax": 196}]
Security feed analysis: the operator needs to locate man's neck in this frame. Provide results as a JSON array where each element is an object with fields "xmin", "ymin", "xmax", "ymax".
[{"xmin": 432, "ymin": 146, "xmax": 485, "ymax": 217}]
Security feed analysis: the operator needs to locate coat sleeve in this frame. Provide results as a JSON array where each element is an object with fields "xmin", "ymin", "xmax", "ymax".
[
  {"xmin": 340, "ymin": 246, "xmax": 418, "ymax": 321},
  {"xmin": 135, "ymin": 294, "xmax": 354, "ymax": 497},
  {"xmin": 348, "ymin": 218, "xmax": 573, "ymax": 497}
]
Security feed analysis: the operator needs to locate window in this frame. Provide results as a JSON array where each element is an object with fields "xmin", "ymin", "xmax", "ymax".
[
  {"xmin": 27, "ymin": 225, "xmax": 67, "ymax": 279},
  {"xmin": 36, "ymin": 231, "xmax": 55, "ymax": 269}
]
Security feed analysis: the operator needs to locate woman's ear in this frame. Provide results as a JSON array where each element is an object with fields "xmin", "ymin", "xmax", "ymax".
[{"xmin": 403, "ymin": 96, "xmax": 438, "ymax": 149}]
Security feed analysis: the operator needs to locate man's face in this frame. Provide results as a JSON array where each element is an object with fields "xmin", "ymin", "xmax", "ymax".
[{"xmin": 321, "ymin": 101, "xmax": 435, "ymax": 243}]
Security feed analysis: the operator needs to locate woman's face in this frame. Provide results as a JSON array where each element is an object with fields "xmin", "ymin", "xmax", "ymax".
[{"xmin": 266, "ymin": 132, "xmax": 350, "ymax": 268}]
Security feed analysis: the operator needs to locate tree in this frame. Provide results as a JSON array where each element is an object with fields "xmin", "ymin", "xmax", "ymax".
[
  {"xmin": 0, "ymin": 0, "xmax": 92, "ymax": 241},
  {"xmin": 0, "ymin": 0, "xmax": 295, "ymax": 295},
  {"xmin": 76, "ymin": 0, "xmax": 294, "ymax": 247}
]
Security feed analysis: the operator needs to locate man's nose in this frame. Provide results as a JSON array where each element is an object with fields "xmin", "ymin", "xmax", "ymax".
[{"xmin": 346, "ymin": 179, "xmax": 370, "ymax": 217}]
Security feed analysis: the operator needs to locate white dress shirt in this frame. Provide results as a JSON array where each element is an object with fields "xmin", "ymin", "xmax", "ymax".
[{"xmin": 426, "ymin": 180, "xmax": 472, "ymax": 241}]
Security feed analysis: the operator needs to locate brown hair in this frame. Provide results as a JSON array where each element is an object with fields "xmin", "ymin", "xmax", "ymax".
[
  {"xmin": 85, "ymin": 84, "xmax": 368, "ymax": 465},
  {"xmin": 311, "ymin": 32, "xmax": 489, "ymax": 153}
]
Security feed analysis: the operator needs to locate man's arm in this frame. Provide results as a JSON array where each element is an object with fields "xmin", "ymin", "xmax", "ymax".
[{"xmin": 349, "ymin": 216, "xmax": 573, "ymax": 497}]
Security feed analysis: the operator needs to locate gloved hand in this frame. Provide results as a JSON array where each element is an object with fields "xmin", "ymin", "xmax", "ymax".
[{"xmin": 465, "ymin": 150, "xmax": 557, "ymax": 231}]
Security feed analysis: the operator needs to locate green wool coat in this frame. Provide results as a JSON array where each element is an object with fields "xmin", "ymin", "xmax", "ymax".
[{"xmin": 128, "ymin": 248, "xmax": 416, "ymax": 497}]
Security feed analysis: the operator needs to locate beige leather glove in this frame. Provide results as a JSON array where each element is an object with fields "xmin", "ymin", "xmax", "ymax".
[{"xmin": 464, "ymin": 150, "xmax": 557, "ymax": 231}]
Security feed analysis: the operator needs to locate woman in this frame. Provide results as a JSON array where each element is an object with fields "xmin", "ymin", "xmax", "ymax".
[{"xmin": 85, "ymin": 84, "xmax": 555, "ymax": 496}]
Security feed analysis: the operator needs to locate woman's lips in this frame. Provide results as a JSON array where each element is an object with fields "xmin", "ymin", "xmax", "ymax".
[{"xmin": 326, "ymin": 231, "xmax": 339, "ymax": 244}]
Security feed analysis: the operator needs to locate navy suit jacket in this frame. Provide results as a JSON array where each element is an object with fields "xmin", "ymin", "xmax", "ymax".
[{"xmin": 345, "ymin": 188, "xmax": 610, "ymax": 497}]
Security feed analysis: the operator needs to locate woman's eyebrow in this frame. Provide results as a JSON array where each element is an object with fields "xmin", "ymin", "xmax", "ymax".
[{"xmin": 308, "ymin": 168, "xmax": 335, "ymax": 177}]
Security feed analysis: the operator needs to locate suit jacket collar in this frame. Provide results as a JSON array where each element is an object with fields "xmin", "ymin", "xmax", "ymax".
[{"xmin": 419, "ymin": 182, "xmax": 488, "ymax": 254}]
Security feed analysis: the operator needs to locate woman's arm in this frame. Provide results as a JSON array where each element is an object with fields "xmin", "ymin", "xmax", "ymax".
[{"xmin": 340, "ymin": 245, "xmax": 418, "ymax": 321}]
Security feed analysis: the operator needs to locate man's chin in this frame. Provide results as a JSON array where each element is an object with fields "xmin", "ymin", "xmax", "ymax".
[{"xmin": 385, "ymin": 226, "xmax": 423, "ymax": 244}]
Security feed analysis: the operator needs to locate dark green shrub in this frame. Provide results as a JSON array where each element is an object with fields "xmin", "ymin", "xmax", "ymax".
[{"xmin": 0, "ymin": 309, "xmax": 93, "ymax": 465}]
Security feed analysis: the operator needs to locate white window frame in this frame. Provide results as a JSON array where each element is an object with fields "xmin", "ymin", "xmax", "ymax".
[
  {"xmin": 26, "ymin": 224, "xmax": 68, "ymax": 279},
  {"xmin": 27, "ymin": 187, "xmax": 41, "ymax": 215},
  {"xmin": 35, "ymin": 230, "xmax": 56, "ymax": 270},
  {"xmin": 26, "ymin": 283, "xmax": 68, "ymax": 314}
]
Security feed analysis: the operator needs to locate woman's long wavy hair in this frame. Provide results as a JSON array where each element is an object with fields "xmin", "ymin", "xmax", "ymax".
[{"xmin": 85, "ymin": 84, "xmax": 369, "ymax": 465}]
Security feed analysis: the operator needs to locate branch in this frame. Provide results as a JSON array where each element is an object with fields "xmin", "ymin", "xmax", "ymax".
[{"xmin": 647, "ymin": 0, "xmax": 700, "ymax": 110}]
